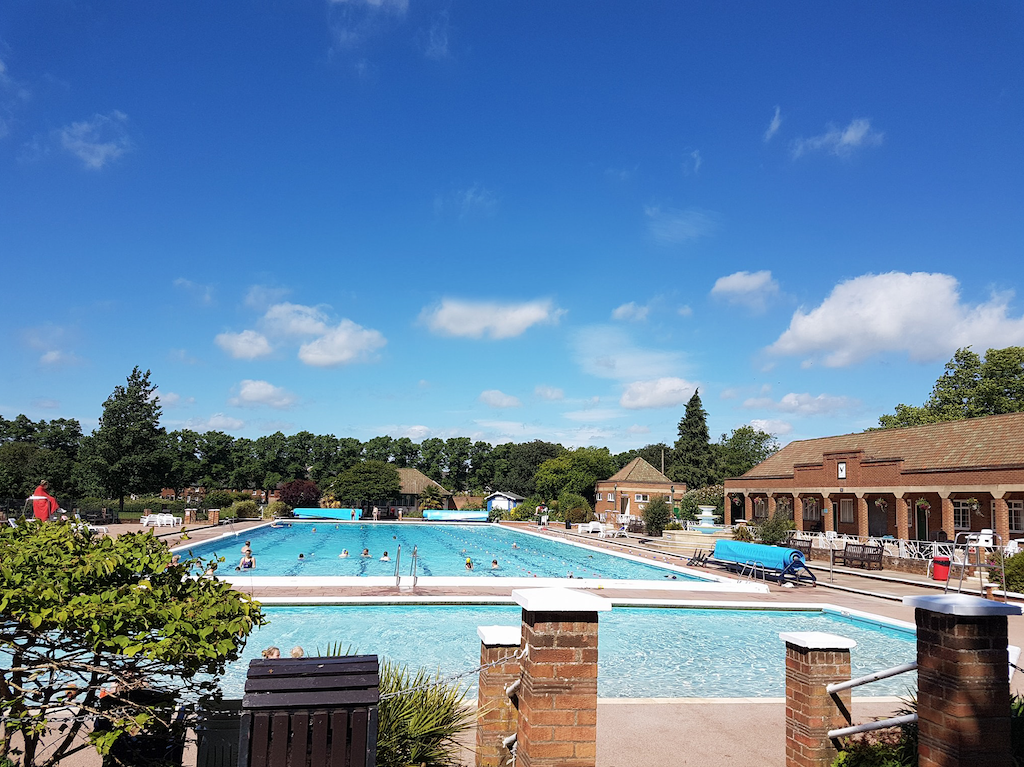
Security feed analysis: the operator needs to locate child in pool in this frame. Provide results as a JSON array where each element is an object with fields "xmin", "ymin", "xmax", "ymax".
[
  {"xmin": 380, "ymin": 551, "xmax": 390, "ymax": 562},
  {"xmin": 361, "ymin": 548, "xmax": 371, "ymax": 558},
  {"xmin": 491, "ymin": 559, "xmax": 499, "ymax": 569},
  {"xmin": 340, "ymin": 550, "xmax": 349, "ymax": 558}
]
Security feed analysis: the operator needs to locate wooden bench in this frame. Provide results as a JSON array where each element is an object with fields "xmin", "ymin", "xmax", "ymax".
[
  {"xmin": 787, "ymin": 538, "xmax": 813, "ymax": 558},
  {"xmin": 840, "ymin": 542, "xmax": 884, "ymax": 570},
  {"xmin": 239, "ymin": 655, "xmax": 379, "ymax": 767}
]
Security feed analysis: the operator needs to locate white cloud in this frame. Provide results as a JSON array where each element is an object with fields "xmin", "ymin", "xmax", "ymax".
[
  {"xmin": 534, "ymin": 385, "xmax": 564, "ymax": 401},
  {"xmin": 402, "ymin": 425, "xmax": 432, "ymax": 440},
  {"xmin": 435, "ymin": 185, "xmax": 498, "ymax": 218},
  {"xmin": 645, "ymin": 206, "xmax": 718, "ymax": 245},
  {"xmin": 710, "ymin": 270, "xmax": 780, "ymax": 311},
  {"xmin": 32, "ymin": 398, "xmax": 60, "ymax": 410},
  {"xmin": 264, "ymin": 302, "xmax": 329, "ymax": 336},
  {"xmin": 628, "ymin": 424, "xmax": 651, "ymax": 435},
  {"xmin": 611, "ymin": 301, "xmax": 649, "ymax": 322},
  {"xmin": 229, "ymin": 380, "xmax": 298, "ymax": 409},
  {"xmin": 158, "ymin": 392, "xmax": 195, "ymax": 408},
  {"xmin": 562, "ymin": 408, "xmax": 622, "ymax": 422},
  {"xmin": 791, "ymin": 118, "xmax": 883, "ymax": 159},
  {"xmin": 750, "ymin": 418, "xmax": 793, "ymax": 436},
  {"xmin": 298, "ymin": 319, "xmax": 386, "ymax": 366},
  {"xmin": 423, "ymin": 10, "xmax": 450, "ymax": 60},
  {"xmin": 245, "ymin": 285, "xmax": 291, "ymax": 311},
  {"xmin": 215, "ymin": 330, "xmax": 272, "ymax": 359},
  {"xmin": 743, "ymin": 392, "xmax": 857, "ymax": 416},
  {"xmin": 39, "ymin": 350, "xmax": 82, "ymax": 367},
  {"xmin": 764, "ymin": 106, "xmax": 782, "ymax": 142},
  {"xmin": 620, "ymin": 377, "xmax": 698, "ymax": 409},
  {"xmin": 573, "ymin": 326, "xmax": 684, "ymax": 381},
  {"xmin": 768, "ymin": 272, "xmax": 1024, "ymax": 367},
  {"xmin": 173, "ymin": 278, "xmax": 213, "ymax": 305},
  {"xmin": 421, "ymin": 298, "xmax": 564, "ymax": 339},
  {"xmin": 186, "ymin": 413, "xmax": 246, "ymax": 432},
  {"xmin": 58, "ymin": 111, "xmax": 132, "ymax": 169},
  {"xmin": 479, "ymin": 389, "xmax": 521, "ymax": 408},
  {"xmin": 687, "ymin": 150, "xmax": 702, "ymax": 175},
  {"xmin": 678, "ymin": 305, "xmax": 693, "ymax": 317}
]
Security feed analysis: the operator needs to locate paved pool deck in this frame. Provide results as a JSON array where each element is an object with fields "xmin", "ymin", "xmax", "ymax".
[{"xmin": 61, "ymin": 519, "xmax": 1024, "ymax": 766}]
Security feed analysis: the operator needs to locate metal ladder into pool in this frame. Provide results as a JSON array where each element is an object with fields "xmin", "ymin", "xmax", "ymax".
[
  {"xmin": 945, "ymin": 530, "xmax": 1007, "ymax": 600},
  {"xmin": 739, "ymin": 559, "xmax": 768, "ymax": 583}
]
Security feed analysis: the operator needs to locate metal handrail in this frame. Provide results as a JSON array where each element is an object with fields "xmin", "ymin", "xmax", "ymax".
[
  {"xmin": 394, "ymin": 545, "xmax": 401, "ymax": 587},
  {"xmin": 826, "ymin": 662, "xmax": 917, "ymax": 694},
  {"xmin": 829, "ymin": 713, "xmax": 918, "ymax": 739},
  {"xmin": 408, "ymin": 545, "xmax": 419, "ymax": 588}
]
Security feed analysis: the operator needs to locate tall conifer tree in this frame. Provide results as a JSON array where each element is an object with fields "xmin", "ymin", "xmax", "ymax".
[{"xmin": 670, "ymin": 389, "xmax": 716, "ymax": 490}]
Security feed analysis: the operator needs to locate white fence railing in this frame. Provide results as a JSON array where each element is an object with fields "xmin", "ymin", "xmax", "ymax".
[{"xmin": 788, "ymin": 530, "xmax": 1016, "ymax": 562}]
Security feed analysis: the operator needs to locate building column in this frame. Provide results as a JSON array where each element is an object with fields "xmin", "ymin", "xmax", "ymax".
[
  {"xmin": 744, "ymin": 494, "xmax": 753, "ymax": 522},
  {"xmin": 793, "ymin": 496, "xmax": 804, "ymax": 533},
  {"xmin": 514, "ymin": 588, "xmax": 611, "ymax": 767},
  {"xmin": 780, "ymin": 632, "xmax": 855, "ymax": 767},
  {"xmin": 768, "ymin": 493, "xmax": 777, "ymax": 517},
  {"xmin": 940, "ymin": 494, "xmax": 955, "ymax": 541},
  {"xmin": 823, "ymin": 496, "xmax": 834, "ymax": 534},
  {"xmin": 476, "ymin": 626, "xmax": 522, "ymax": 767},
  {"xmin": 856, "ymin": 494, "xmax": 869, "ymax": 541},
  {"xmin": 994, "ymin": 494, "xmax": 1010, "ymax": 547},
  {"xmin": 724, "ymin": 494, "xmax": 733, "ymax": 526},
  {"xmin": 906, "ymin": 594, "xmax": 1022, "ymax": 767},
  {"xmin": 895, "ymin": 495, "xmax": 909, "ymax": 543}
]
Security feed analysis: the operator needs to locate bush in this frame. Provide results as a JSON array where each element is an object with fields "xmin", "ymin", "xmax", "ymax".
[
  {"xmin": 229, "ymin": 499, "xmax": 260, "ymax": 519},
  {"xmin": 732, "ymin": 524, "xmax": 754, "ymax": 542},
  {"xmin": 559, "ymin": 492, "xmax": 593, "ymax": 524},
  {"xmin": 755, "ymin": 510, "xmax": 795, "ymax": 545},
  {"xmin": 279, "ymin": 479, "xmax": 321, "ymax": 509},
  {"xmin": 265, "ymin": 500, "xmax": 292, "ymax": 518},
  {"xmin": 205, "ymin": 490, "xmax": 234, "ymax": 510},
  {"xmin": 643, "ymin": 496, "xmax": 672, "ymax": 537},
  {"xmin": 665, "ymin": 521, "xmax": 683, "ymax": 531},
  {"xmin": 678, "ymin": 484, "xmax": 725, "ymax": 521},
  {"xmin": 510, "ymin": 495, "xmax": 545, "ymax": 522},
  {"xmin": 403, "ymin": 507, "xmax": 423, "ymax": 518},
  {"xmin": 992, "ymin": 551, "xmax": 1024, "ymax": 594}
]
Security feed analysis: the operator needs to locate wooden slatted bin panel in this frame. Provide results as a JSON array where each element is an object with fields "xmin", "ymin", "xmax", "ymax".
[{"xmin": 238, "ymin": 656, "xmax": 379, "ymax": 767}]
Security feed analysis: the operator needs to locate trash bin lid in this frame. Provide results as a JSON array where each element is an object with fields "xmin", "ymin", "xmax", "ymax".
[{"xmin": 934, "ymin": 555, "xmax": 950, "ymax": 563}]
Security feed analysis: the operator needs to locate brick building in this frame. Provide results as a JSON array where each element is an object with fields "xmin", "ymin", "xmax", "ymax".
[
  {"xmin": 723, "ymin": 412, "xmax": 1024, "ymax": 545},
  {"xmin": 593, "ymin": 457, "xmax": 685, "ymax": 524}
]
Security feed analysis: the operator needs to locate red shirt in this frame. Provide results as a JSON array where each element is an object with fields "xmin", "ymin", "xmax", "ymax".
[{"xmin": 32, "ymin": 486, "xmax": 59, "ymax": 521}]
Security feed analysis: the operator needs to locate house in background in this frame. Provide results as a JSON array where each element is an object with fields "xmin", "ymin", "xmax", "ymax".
[
  {"xmin": 593, "ymin": 457, "xmax": 685, "ymax": 524},
  {"xmin": 453, "ymin": 495, "xmax": 486, "ymax": 511},
  {"xmin": 486, "ymin": 491, "xmax": 525, "ymax": 514},
  {"xmin": 390, "ymin": 468, "xmax": 454, "ymax": 517},
  {"xmin": 723, "ymin": 412, "xmax": 1024, "ymax": 544}
]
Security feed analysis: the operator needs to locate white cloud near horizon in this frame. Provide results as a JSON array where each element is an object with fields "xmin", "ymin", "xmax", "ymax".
[
  {"xmin": 573, "ymin": 326, "xmax": 685, "ymax": 382},
  {"xmin": 479, "ymin": 389, "xmax": 522, "ymax": 408},
  {"xmin": 764, "ymin": 106, "xmax": 782, "ymax": 142},
  {"xmin": 645, "ymin": 206, "xmax": 718, "ymax": 245},
  {"xmin": 611, "ymin": 301, "xmax": 649, "ymax": 322},
  {"xmin": 562, "ymin": 408, "xmax": 622, "ymax": 422},
  {"xmin": 750, "ymin": 418, "xmax": 793, "ymax": 436},
  {"xmin": 229, "ymin": 379, "xmax": 298, "ymax": 409},
  {"xmin": 158, "ymin": 392, "xmax": 195, "ymax": 409},
  {"xmin": 791, "ymin": 118, "xmax": 883, "ymax": 159},
  {"xmin": 58, "ymin": 111, "xmax": 132, "ymax": 169},
  {"xmin": 534, "ymin": 385, "xmax": 564, "ymax": 401},
  {"xmin": 298, "ymin": 319, "xmax": 386, "ymax": 366},
  {"xmin": 264, "ymin": 302, "xmax": 329, "ymax": 336},
  {"xmin": 743, "ymin": 392, "xmax": 857, "ymax": 416},
  {"xmin": 185, "ymin": 413, "xmax": 246, "ymax": 432},
  {"xmin": 215, "ymin": 330, "xmax": 272, "ymax": 359},
  {"xmin": 421, "ymin": 298, "xmax": 564, "ymax": 339},
  {"xmin": 620, "ymin": 377, "xmax": 698, "ymax": 409},
  {"xmin": 710, "ymin": 270, "xmax": 780, "ymax": 311},
  {"xmin": 768, "ymin": 272, "xmax": 1024, "ymax": 367},
  {"xmin": 245, "ymin": 285, "xmax": 291, "ymax": 311}
]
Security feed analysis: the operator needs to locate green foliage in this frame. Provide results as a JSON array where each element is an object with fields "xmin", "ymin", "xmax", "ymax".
[
  {"xmin": 418, "ymin": 484, "xmax": 445, "ymax": 511},
  {"xmin": 664, "ymin": 520, "xmax": 683, "ymax": 530},
  {"xmin": 558, "ymin": 492, "xmax": 593, "ymax": 524},
  {"xmin": 990, "ymin": 551, "xmax": 1024, "ymax": 594},
  {"xmin": 228, "ymin": 499, "xmax": 260, "ymax": 519},
  {"xmin": 534, "ymin": 447, "xmax": 615, "ymax": 502},
  {"xmin": 265, "ymin": 500, "xmax": 291, "ymax": 518},
  {"xmin": 488, "ymin": 440, "xmax": 565, "ymax": 497},
  {"xmin": 732, "ymin": 524, "xmax": 754, "ymax": 541},
  {"xmin": 755, "ymin": 509, "xmax": 795, "ymax": 545},
  {"xmin": 642, "ymin": 496, "xmax": 672, "ymax": 537},
  {"xmin": 375, "ymin": 659, "xmax": 475, "ymax": 767},
  {"xmin": 510, "ymin": 495, "xmax": 544, "ymax": 522},
  {"xmin": 678, "ymin": 484, "xmax": 725, "ymax": 521},
  {"xmin": 717, "ymin": 426, "xmax": 779, "ymax": 479},
  {"xmin": 83, "ymin": 368, "xmax": 167, "ymax": 514},
  {"xmin": 204, "ymin": 489, "xmax": 234, "ymax": 509},
  {"xmin": 831, "ymin": 729, "xmax": 915, "ymax": 767},
  {"xmin": 331, "ymin": 461, "xmax": 401, "ymax": 504},
  {"xmin": 0, "ymin": 520, "xmax": 264, "ymax": 766},
  {"xmin": 670, "ymin": 390, "xmax": 716, "ymax": 489},
  {"xmin": 876, "ymin": 346, "xmax": 1024, "ymax": 429}
]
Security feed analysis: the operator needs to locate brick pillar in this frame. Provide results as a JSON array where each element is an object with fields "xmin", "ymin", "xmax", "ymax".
[
  {"xmin": 856, "ymin": 496, "xmax": 869, "ymax": 541},
  {"xmin": 768, "ymin": 494, "xmax": 777, "ymax": 517},
  {"xmin": 724, "ymin": 494, "xmax": 733, "ymax": 526},
  {"xmin": 793, "ymin": 496, "xmax": 804, "ymax": 533},
  {"xmin": 209, "ymin": 509, "xmax": 220, "ymax": 525},
  {"xmin": 940, "ymin": 496, "xmax": 955, "ymax": 541},
  {"xmin": 744, "ymin": 494, "xmax": 753, "ymax": 522},
  {"xmin": 905, "ymin": 594, "xmax": 1022, "ymax": 767},
  {"xmin": 896, "ymin": 496, "xmax": 909, "ymax": 543},
  {"xmin": 994, "ymin": 496, "xmax": 1010, "ymax": 549},
  {"xmin": 780, "ymin": 632, "xmax": 855, "ymax": 767},
  {"xmin": 476, "ymin": 625, "xmax": 522, "ymax": 767},
  {"xmin": 513, "ymin": 588, "xmax": 611, "ymax": 767},
  {"xmin": 823, "ymin": 497, "xmax": 835, "ymax": 534}
]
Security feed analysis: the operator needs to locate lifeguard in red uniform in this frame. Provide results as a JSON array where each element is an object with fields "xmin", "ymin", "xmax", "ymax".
[{"xmin": 31, "ymin": 480, "xmax": 60, "ymax": 521}]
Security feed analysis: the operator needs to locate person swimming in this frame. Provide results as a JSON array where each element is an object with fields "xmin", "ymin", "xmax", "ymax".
[
  {"xmin": 380, "ymin": 551, "xmax": 390, "ymax": 562},
  {"xmin": 361, "ymin": 548, "xmax": 371, "ymax": 558},
  {"xmin": 237, "ymin": 549, "xmax": 256, "ymax": 570},
  {"xmin": 339, "ymin": 549, "xmax": 349, "ymax": 558},
  {"xmin": 511, "ymin": 542, "xmax": 519, "ymax": 549},
  {"xmin": 465, "ymin": 558, "xmax": 473, "ymax": 571},
  {"xmin": 298, "ymin": 553, "xmax": 306, "ymax": 562},
  {"xmin": 491, "ymin": 559, "xmax": 499, "ymax": 569}
]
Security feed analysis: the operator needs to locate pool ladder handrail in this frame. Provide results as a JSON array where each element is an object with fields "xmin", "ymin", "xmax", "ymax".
[
  {"xmin": 394, "ymin": 545, "xmax": 401, "ymax": 587},
  {"xmin": 825, "ymin": 661, "xmax": 919, "ymax": 739},
  {"xmin": 408, "ymin": 545, "xmax": 419, "ymax": 588},
  {"xmin": 739, "ymin": 559, "xmax": 768, "ymax": 582}
]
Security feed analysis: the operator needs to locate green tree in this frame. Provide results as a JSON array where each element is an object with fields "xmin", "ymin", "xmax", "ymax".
[
  {"xmin": 418, "ymin": 484, "xmax": 444, "ymax": 510},
  {"xmin": 163, "ymin": 429, "xmax": 202, "ymax": 499},
  {"xmin": 417, "ymin": 438, "xmax": 446, "ymax": 483},
  {"xmin": 534, "ymin": 447, "xmax": 616, "ymax": 503},
  {"xmin": 363, "ymin": 435, "xmax": 395, "ymax": 464},
  {"xmin": 613, "ymin": 443, "xmax": 673, "ymax": 474},
  {"xmin": 391, "ymin": 437, "xmax": 420, "ymax": 469},
  {"xmin": 83, "ymin": 368, "xmax": 167, "ymax": 515},
  {"xmin": 492, "ymin": 441, "xmax": 564, "ymax": 497},
  {"xmin": 278, "ymin": 479, "xmax": 321, "ymax": 508},
  {"xmin": 0, "ymin": 521, "xmax": 264, "ymax": 767},
  {"xmin": 669, "ymin": 389, "xmax": 716, "ymax": 489},
  {"xmin": 716, "ymin": 426, "xmax": 779, "ymax": 479},
  {"xmin": 198, "ymin": 430, "xmax": 235, "ymax": 488},
  {"xmin": 557, "ymin": 491, "xmax": 593, "ymax": 524},
  {"xmin": 642, "ymin": 495, "xmax": 672, "ymax": 537},
  {"xmin": 331, "ymin": 460, "xmax": 401, "ymax": 504},
  {"xmin": 443, "ymin": 437, "xmax": 472, "ymax": 491}
]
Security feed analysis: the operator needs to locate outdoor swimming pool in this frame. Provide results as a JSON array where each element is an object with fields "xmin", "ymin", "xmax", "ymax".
[
  {"xmin": 182, "ymin": 523, "xmax": 705, "ymax": 580},
  {"xmin": 221, "ymin": 604, "xmax": 917, "ymax": 699}
]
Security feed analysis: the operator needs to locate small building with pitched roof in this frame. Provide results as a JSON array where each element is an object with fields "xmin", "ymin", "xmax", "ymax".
[
  {"xmin": 485, "ymin": 491, "xmax": 525, "ymax": 513},
  {"xmin": 593, "ymin": 457, "xmax": 686, "ymax": 523},
  {"xmin": 723, "ymin": 412, "xmax": 1024, "ymax": 544},
  {"xmin": 389, "ymin": 468, "xmax": 454, "ymax": 516}
]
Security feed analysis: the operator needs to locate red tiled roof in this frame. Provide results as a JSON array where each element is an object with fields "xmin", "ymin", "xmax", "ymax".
[
  {"xmin": 606, "ymin": 456, "xmax": 673, "ymax": 484},
  {"xmin": 741, "ymin": 412, "xmax": 1024, "ymax": 478}
]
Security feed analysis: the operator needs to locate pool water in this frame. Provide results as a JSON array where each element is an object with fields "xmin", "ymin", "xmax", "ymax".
[
  {"xmin": 182, "ymin": 523, "xmax": 703, "ymax": 580},
  {"xmin": 222, "ymin": 605, "xmax": 917, "ymax": 699}
]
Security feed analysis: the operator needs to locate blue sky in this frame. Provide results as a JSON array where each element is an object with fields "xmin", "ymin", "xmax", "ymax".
[{"xmin": 2, "ymin": 1, "xmax": 1022, "ymax": 451}]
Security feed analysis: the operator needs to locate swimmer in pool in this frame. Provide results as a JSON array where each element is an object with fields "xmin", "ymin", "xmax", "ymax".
[
  {"xmin": 491, "ymin": 559, "xmax": 499, "ymax": 569},
  {"xmin": 340, "ymin": 550, "xmax": 349, "ymax": 558},
  {"xmin": 298, "ymin": 553, "xmax": 306, "ymax": 562},
  {"xmin": 361, "ymin": 548, "xmax": 371, "ymax": 558},
  {"xmin": 380, "ymin": 551, "xmax": 390, "ymax": 562},
  {"xmin": 465, "ymin": 558, "xmax": 473, "ymax": 571},
  {"xmin": 511, "ymin": 543, "xmax": 519, "ymax": 549}
]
